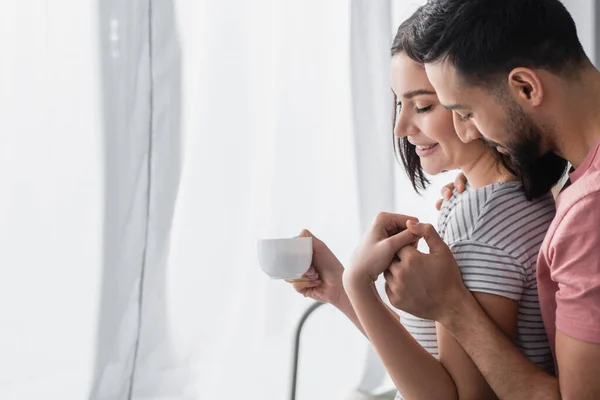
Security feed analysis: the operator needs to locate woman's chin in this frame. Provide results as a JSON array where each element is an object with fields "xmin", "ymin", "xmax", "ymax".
[{"xmin": 421, "ymin": 164, "xmax": 443, "ymax": 177}]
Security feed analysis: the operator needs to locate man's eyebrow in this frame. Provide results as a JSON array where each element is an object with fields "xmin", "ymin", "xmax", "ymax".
[
  {"xmin": 402, "ymin": 89, "xmax": 436, "ymax": 99},
  {"xmin": 441, "ymin": 103, "xmax": 469, "ymax": 111}
]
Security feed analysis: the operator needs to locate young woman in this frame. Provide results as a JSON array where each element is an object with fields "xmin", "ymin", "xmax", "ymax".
[{"xmin": 289, "ymin": 18, "xmax": 567, "ymax": 399}]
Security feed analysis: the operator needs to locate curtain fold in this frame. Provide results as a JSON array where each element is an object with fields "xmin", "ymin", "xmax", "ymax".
[
  {"xmin": 349, "ymin": 0, "xmax": 395, "ymax": 395},
  {"xmin": 91, "ymin": 1, "xmax": 154, "ymax": 398}
]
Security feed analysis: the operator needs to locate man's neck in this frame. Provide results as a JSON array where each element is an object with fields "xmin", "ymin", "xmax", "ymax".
[{"xmin": 553, "ymin": 65, "xmax": 600, "ymax": 168}]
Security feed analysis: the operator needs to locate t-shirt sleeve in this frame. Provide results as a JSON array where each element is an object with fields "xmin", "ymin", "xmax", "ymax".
[
  {"xmin": 550, "ymin": 192, "xmax": 600, "ymax": 344},
  {"xmin": 449, "ymin": 240, "xmax": 526, "ymax": 301}
]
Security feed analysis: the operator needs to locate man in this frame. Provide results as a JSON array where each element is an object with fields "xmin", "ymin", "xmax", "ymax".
[{"xmin": 384, "ymin": 1, "xmax": 600, "ymax": 399}]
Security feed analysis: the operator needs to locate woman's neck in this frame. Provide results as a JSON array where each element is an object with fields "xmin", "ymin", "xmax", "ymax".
[{"xmin": 460, "ymin": 149, "xmax": 517, "ymax": 189}]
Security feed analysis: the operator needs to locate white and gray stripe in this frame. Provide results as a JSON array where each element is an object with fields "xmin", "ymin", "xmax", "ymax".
[{"xmin": 397, "ymin": 181, "xmax": 554, "ymax": 400}]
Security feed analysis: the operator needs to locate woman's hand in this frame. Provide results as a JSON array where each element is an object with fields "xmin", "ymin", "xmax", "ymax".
[
  {"xmin": 286, "ymin": 230, "xmax": 346, "ymax": 306},
  {"xmin": 344, "ymin": 212, "xmax": 419, "ymax": 287}
]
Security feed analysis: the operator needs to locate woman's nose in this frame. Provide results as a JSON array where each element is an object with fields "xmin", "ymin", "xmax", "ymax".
[{"xmin": 394, "ymin": 107, "xmax": 419, "ymax": 139}]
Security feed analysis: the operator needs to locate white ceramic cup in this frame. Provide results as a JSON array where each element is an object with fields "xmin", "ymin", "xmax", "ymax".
[{"xmin": 257, "ymin": 237, "xmax": 313, "ymax": 280}]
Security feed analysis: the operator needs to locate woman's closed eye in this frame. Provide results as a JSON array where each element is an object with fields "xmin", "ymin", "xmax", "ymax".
[{"xmin": 415, "ymin": 104, "xmax": 433, "ymax": 114}]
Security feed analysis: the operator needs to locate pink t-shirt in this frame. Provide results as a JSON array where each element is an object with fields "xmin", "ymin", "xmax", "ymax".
[{"xmin": 538, "ymin": 135, "xmax": 600, "ymax": 357}]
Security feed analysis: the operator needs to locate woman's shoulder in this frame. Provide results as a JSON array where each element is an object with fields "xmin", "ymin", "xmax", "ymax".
[
  {"xmin": 470, "ymin": 182, "xmax": 556, "ymax": 265},
  {"xmin": 476, "ymin": 181, "xmax": 556, "ymax": 224}
]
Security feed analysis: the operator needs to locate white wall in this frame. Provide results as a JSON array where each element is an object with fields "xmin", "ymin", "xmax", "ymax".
[{"xmin": 562, "ymin": 0, "xmax": 596, "ymax": 64}]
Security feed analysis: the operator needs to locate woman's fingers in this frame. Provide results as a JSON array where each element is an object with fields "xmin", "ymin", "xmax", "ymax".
[
  {"xmin": 293, "ymin": 280, "xmax": 322, "ymax": 291},
  {"xmin": 285, "ymin": 267, "xmax": 319, "ymax": 283},
  {"xmin": 305, "ymin": 267, "xmax": 318, "ymax": 279}
]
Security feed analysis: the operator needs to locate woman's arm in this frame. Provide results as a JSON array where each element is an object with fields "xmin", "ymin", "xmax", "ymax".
[
  {"xmin": 344, "ymin": 270, "xmax": 459, "ymax": 400},
  {"xmin": 333, "ymin": 289, "xmax": 406, "ymax": 339},
  {"xmin": 437, "ymin": 292, "xmax": 518, "ymax": 400}
]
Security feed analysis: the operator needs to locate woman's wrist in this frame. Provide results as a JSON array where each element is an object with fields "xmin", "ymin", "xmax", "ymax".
[
  {"xmin": 343, "ymin": 267, "xmax": 375, "ymax": 295},
  {"xmin": 331, "ymin": 288, "xmax": 352, "ymax": 312}
]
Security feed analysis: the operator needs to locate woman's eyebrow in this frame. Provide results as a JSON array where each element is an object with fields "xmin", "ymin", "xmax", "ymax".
[{"xmin": 402, "ymin": 89, "xmax": 436, "ymax": 99}]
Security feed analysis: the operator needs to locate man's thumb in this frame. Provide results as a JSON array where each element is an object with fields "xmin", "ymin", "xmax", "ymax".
[{"xmin": 406, "ymin": 221, "xmax": 445, "ymax": 253}]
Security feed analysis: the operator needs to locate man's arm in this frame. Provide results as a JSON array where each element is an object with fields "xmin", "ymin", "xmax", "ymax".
[
  {"xmin": 556, "ymin": 332, "xmax": 600, "ymax": 399},
  {"xmin": 384, "ymin": 215, "xmax": 600, "ymax": 400},
  {"xmin": 439, "ymin": 291, "xmax": 560, "ymax": 400},
  {"xmin": 441, "ymin": 293, "xmax": 600, "ymax": 400}
]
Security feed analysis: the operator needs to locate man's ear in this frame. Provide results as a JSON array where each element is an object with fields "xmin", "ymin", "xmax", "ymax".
[{"xmin": 508, "ymin": 68, "xmax": 544, "ymax": 107}]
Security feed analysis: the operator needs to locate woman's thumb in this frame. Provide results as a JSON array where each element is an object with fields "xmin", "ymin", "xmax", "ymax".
[
  {"xmin": 298, "ymin": 229, "xmax": 314, "ymax": 238},
  {"xmin": 406, "ymin": 221, "xmax": 445, "ymax": 253},
  {"xmin": 298, "ymin": 229, "xmax": 326, "ymax": 251}
]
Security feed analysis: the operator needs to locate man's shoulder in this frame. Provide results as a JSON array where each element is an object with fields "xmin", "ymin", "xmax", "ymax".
[
  {"xmin": 555, "ymin": 170, "xmax": 600, "ymax": 224},
  {"xmin": 548, "ymin": 185, "xmax": 600, "ymax": 252}
]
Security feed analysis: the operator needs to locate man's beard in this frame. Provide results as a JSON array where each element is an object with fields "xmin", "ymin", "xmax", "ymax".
[
  {"xmin": 504, "ymin": 102, "xmax": 545, "ymax": 175},
  {"xmin": 488, "ymin": 101, "xmax": 566, "ymax": 199}
]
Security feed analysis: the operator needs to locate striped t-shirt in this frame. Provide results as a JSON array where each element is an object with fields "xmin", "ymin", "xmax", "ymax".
[{"xmin": 396, "ymin": 181, "xmax": 555, "ymax": 399}]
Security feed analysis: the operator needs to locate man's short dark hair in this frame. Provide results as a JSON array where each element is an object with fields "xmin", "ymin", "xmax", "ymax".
[{"xmin": 405, "ymin": 0, "xmax": 588, "ymax": 85}]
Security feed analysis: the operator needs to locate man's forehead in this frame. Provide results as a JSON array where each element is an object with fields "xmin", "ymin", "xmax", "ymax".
[
  {"xmin": 424, "ymin": 59, "xmax": 457, "ymax": 81},
  {"xmin": 424, "ymin": 61, "xmax": 464, "ymax": 107}
]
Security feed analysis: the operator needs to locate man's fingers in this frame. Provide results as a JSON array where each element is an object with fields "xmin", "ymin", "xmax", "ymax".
[
  {"xmin": 454, "ymin": 173, "xmax": 467, "ymax": 193},
  {"xmin": 385, "ymin": 230, "xmax": 420, "ymax": 254},
  {"xmin": 385, "ymin": 281, "xmax": 394, "ymax": 302},
  {"xmin": 441, "ymin": 183, "xmax": 454, "ymax": 197},
  {"xmin": 384, "ymin": 266, "xmax": 402, "ymax": 306},
  {"xmin": 435, "ymin": 199, "xmax": 444, "ymax": 211},
  {"xmin": 373, "ymin": 212, "xmax": 419, "ymax": 237},
  {"xmin": 396, "ymin": 245, "xmax": 420, "ymax": 261},
  {"xmin": 383, "ymin": 269, "xmax": 393, "ymax": 281},
  {"xmin": 406, "ymin": 221, "xmax": 447, "ymax": 254}
]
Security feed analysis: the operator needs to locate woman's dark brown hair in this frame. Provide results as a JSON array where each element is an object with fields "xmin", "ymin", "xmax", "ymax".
[{"xmin": 391, "ymin": 14, "xmax": 567, "ymax": 199}]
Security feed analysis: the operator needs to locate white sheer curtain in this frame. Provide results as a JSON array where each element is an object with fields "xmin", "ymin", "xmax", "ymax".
[{"xmin": 166, "ymin": 2, "xmax": 369, "ymax": 398}]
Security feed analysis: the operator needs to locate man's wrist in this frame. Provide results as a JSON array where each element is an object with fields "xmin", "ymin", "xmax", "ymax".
[{"xmin": 437, "ymin": 287, "xmax": 479, "ymax": 331}]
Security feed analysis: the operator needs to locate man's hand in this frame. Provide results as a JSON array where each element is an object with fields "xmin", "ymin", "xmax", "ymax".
[
  {"xmin": 436, "ymin": 173, "xmax": 468, "ymax": 211},
  {"xmin": 384, "ymin": 221, "xmax": 470, "ymax": 321}
]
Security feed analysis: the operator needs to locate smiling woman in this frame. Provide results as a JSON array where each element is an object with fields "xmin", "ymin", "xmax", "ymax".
[{"xmin": 390, "ymin": 34, "xmax": 519, "ymax": 193}]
